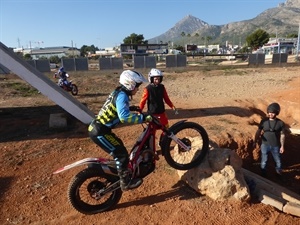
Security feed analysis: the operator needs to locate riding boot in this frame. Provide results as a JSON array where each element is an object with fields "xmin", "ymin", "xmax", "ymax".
[
  {"xmin": 117, "ymin": 169, "xmax": 143, "ymax": 191},
  {"xmin": 118, "ymin": 169, "xmax": 130, "ymax": 191}
]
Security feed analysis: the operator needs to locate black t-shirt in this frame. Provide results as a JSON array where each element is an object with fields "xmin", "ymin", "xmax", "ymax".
[
  {"xmin": 146, "ymin": 84, "xmax": 166, "ymax": 114},
  {"xmin": 258, "ymin": 117, "xmax": 285, "ymax": 147}
]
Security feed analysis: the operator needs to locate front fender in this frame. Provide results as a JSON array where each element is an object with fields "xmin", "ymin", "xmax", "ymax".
[
  {"xmin": 53, "ymin": 157, "xmax": 112, "ymax": 174},
  {"xmin": 168, "ymin": 120, "xmax": 187, "ymax": 130}
]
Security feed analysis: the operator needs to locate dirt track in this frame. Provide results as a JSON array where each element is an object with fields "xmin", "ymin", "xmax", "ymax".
[{"xmin": 0, "ymin": 66, "xmax": 300, "ymax": 224}]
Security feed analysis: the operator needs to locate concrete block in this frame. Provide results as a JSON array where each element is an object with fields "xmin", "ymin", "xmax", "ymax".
[
  {"xmin": 242, "ymin": 168, "xmax": 300, "ymax": 205},
  {"xmin": 289, "ymin": 128, "xmax": 300, "ymax": 135},
  {"xmin": 283, "ymin": 202, "xmax": 300, "ymax": 217},
  {"xmin": 49, "ymin": 113, "xmax": 67, "ymax": 128},
  {"xmin": 258, "ymin": 189, "xmax": 285, "ymax": 211}
]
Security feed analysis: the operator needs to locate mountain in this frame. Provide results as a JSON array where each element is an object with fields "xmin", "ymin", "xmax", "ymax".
[
  {"xmin": 148, "ymin": 0, "xmax": 300, "ymax": 46},
  {"xmin": 148, "ymin": 15, "xmax": 210, "ymax": 44}
]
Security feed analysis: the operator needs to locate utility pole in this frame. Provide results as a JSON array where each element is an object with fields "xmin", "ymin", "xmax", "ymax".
[
  {"xmin": 97, "ymin": 37, "xmax": 101, "ymax": 50},
  {"xmin": 296, "ymin": 22, "xmax": 300, "ymax": 60},
  {"xmin": 71, "ymin": 40, "xmax": 74, "ymax": 58},
  {"xmin": 17, "ymin": 38, "xmax": 21, "ymax": 48},
  {"xmin": 29, "ymin": 41, "xmax": 32, "ymax": 54},
  {"xmin": 34, "ymin": 41, "xmax": 44, "ymax": 48}
]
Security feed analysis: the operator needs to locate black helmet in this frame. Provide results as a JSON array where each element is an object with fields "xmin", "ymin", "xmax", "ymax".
[{"xmin": 267, "ymin": 102, "xmax": 280, "ymax": 115}]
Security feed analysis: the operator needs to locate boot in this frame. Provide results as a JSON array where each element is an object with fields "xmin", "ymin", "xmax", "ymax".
[{"xmin": 118, "ymin": 169, "xmax": 143, "ymax": 191}]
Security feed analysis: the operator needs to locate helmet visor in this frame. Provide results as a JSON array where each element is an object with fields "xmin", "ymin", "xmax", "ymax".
[{"xmin": 135, "ymin": 82, "xmax": 142, "ymax": 88}]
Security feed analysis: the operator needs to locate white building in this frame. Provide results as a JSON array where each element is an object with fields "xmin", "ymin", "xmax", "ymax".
[
  {"xmin": 14, "ymin": 46, "xmax": 80, "ymax": 59},
  {"xmin": 262, "ymin": 38, "xmax": 297, "ymax": 55},
  {"xmin": 95, "ymin": 47, "xmax": 117, "ymax": 57}
]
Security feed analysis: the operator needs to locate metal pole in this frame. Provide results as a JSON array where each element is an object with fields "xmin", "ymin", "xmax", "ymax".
[{"xmin": 296, "ymin": 23, "xmax": 300, "ymax": 60}]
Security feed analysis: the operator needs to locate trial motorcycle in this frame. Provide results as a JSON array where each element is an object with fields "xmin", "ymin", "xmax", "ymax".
[{"xmin": 53, "ymin": 110, "xmax": 209, "ymax": 214}]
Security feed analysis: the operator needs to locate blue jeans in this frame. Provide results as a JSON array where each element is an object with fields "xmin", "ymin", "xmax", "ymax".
[{"xmin": 261, "ymin": 143, "xmax": 281, "ymax": 173}]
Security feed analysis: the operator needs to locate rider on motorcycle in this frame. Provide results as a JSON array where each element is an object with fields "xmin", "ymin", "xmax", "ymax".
[
  {"xmin": 55, "ymin": 67, "xmax": 70, "ymax": 87},
  {"xmin": 88, "ymin": 70, "xmax": 151, "ymax": 191}
]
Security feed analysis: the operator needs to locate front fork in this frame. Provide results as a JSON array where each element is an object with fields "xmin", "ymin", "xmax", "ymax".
[
  {"xmin": 160, "ymin": 129, "xmax": 191, "ymax": 155},
  {"xmin": 167, "ymin": 133, "xmax": 191, "ymax": 151}
]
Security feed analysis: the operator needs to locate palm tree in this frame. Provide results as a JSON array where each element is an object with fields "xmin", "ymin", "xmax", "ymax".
[
  {"xmin": 194, "ymin": 33, "xmax": 199, "ymax": 45},
  {"xmin": 187, "ymin": 33, "xmax": 191, "ymax": 44},
  {"xmin": 181, "ymin": 32, "xmax": 186, "ymax": 51},
  {"xmin": 201, "ymin": 36, "xmax": 205, "ymax": 45},
  {"xmin": 206, "ymin": 36, "xmax": 212, "ymax": 46}
]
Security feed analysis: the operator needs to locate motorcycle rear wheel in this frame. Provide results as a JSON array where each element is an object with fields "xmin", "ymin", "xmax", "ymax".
[
  {"xmin": 163, "ymin": 122, "xmax": 209, "ymax": 170},
  {"xmin": 71, "ymin": 84, "xmax": 78, "ymax": 95},
  {"xmin": 68, "ymin": 168, "xmax": 122, "ymax": 214}
]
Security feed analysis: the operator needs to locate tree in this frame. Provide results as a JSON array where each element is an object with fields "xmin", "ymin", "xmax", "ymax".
[
  {"xmin": 187, "ymin": 33, "xmax": 191, "ymax": 44},
  {"xmin": 181, "ymin": 32, "xmax": 186, "ymax": 51},
  {"xmin": 80, "ymin": 45, "xmax": 99, "ymax": 57},
  {"xmin": 206, "ymin": 36, "xmax": 212, "ymax": 46},
  {"xmin": 123, "ymin": 33, "xmax": 148, "ymax": 44},
  {"xmin": 286, "ymin": 33, "xmax": 298, "ymax": 38},
  {"xmin": 246, "ymin": 29, "xmax": 269, "ymax": 50},
  {"xmin": 194, "ymin": 33, "xmax": 199, "ymax": 45},
  {"xmin": 49, "ymin": 56, "xmax": 60, "ymax": 64},
  {"xmin": 24, "ymin": 54, "xmax": 32, "ymax": 60},
  {"xmin": 201, "ymin": 36, "xmax": 205, "ymax": 45}
]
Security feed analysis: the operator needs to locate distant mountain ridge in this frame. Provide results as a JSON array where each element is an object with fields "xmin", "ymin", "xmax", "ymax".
[{"xmin": 148, "ymin": 0, "xmax": 300, "ymax": 46}]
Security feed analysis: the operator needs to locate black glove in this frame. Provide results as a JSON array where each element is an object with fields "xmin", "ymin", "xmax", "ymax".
[{"xmin": 129, "ymin": 106, "xmax": 141, "ymax": 112}]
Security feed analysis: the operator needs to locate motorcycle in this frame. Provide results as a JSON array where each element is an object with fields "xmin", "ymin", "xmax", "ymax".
[
  {"xmin": 54, "ymin": 72, "xmax": 78, "ymax": 96},
  {"xmin": 53, "ymin": 110, "xmax": 209, "ymax": 214},
  {"xmin": 60, "ymin": 80, "xmax": 78, "ymax": 96}
]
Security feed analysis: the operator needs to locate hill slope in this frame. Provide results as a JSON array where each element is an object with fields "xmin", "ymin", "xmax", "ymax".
[{"xmin": 148, "ymin": 0, "xmax": 300, "ymax": 45}]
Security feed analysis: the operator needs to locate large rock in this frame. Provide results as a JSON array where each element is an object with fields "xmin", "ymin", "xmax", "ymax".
[{"xmin": 176, "ymin": 146, "xmax": 250, "ymax": 202}]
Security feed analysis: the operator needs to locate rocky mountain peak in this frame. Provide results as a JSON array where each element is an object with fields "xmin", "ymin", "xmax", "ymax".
[
  {"xmin": 178, "ymin": 14, "xmax": 209, "ymax": 26},
  {"xmin": 174, "ymin": 14, "xmax": 209, "ymax": 32},
  {"xmin": 282, "ymin": 0, "xmax": 300, "ymax": 8},
  {"xmin": 148, "ymin": 2, "xmax": 300, "ymax": 45}
]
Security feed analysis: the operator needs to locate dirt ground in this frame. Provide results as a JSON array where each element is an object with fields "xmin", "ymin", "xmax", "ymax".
[{"xmin": 0, "ymin": 65, "xmax": 300, "ymax": 225}]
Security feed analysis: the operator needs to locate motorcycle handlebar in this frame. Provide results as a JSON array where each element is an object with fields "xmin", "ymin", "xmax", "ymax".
[{"xmin": 129, "ymin": 105, "xmax": 171, "ymax": 131}]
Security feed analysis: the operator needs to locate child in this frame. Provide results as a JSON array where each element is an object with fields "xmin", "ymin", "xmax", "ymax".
[
  {"xmin": 253, "ymin": 102, "xmax": 286, "ymax": 177},
  {"xmin": 139, "ymin": 68, "xmax": 177, "ymax": 145},
  {"xmin": 88, "ymin": 70, "xmax": 150, "ymax": 191}
]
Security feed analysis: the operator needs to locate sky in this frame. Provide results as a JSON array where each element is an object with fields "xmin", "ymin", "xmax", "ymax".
[{"xmin": 0, "ymin": 0, "xmax": 285, "ymax": 49}]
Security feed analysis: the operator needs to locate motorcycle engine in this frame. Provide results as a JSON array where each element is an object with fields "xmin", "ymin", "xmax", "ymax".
[{"xmin": 136, "ymin": 150, "xmax": 155, "ymax": 178}]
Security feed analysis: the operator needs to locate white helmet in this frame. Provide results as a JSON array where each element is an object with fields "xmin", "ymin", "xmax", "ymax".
[
  {"xmin": 119, "ymin": 70, "xmax": 147, "ymax": 91},
  {"xmin": 148, "ymin": 68, "xmax": 163, "ymax": 83}
]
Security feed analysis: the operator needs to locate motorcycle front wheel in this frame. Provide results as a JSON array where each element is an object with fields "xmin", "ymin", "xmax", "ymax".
[
  {"xmin": 163, "ymin": 122, "xmax": 209, "ymax": 170},
  {"xmin": 71, "ymin": 84, "xmax": 78, "ymax": 95},
  {"xmin": 68, "ymin": 168, "xmax": 122, "ymax": 214}
]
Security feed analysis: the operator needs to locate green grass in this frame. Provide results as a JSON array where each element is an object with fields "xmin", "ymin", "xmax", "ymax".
[{"xmin": 5, "ymin": 82, "xmax": 39, "ymax": 97}]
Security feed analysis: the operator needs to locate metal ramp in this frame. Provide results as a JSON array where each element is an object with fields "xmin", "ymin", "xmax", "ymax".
[{"xmin": 0, "ymin": 42, "xmax": 94, "ymax": 124}]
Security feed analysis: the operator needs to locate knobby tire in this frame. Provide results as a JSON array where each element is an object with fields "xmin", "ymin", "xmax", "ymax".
[
  {"xmin": 163, "ymin": 122, "xmax": 209, "ymax": 170},
  {"xmin": 68, "ymin": 168, "xmax": 122, "ymax": 214},
  {"xmin": 71, "ymin": 84, "xmax": 78, "ymax": 96}
]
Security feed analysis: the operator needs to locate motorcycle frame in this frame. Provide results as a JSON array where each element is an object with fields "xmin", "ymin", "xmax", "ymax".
[
  {"xmin": 53, "ymin": 116, "xmax": 190, "ymax": 175},
  {"xmin": 127, "ymin": 118, "xmax": 161, "ymax": 175}
]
